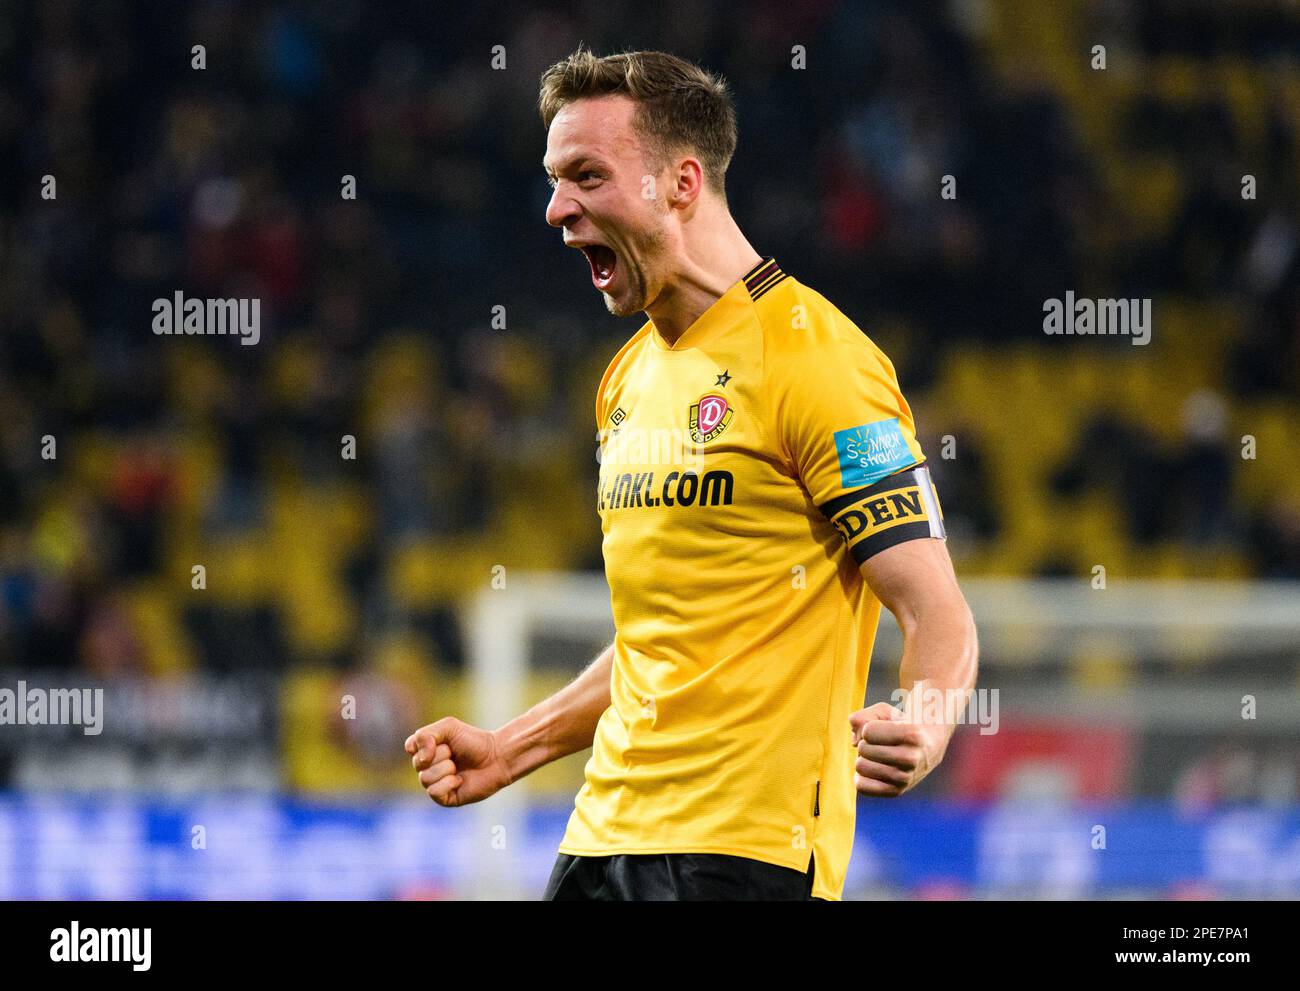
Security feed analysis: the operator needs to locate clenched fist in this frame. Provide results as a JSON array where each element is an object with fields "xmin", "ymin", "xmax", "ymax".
[
  {"xmin": 848, "ymin": 701, "xmax": 949, "ymax": 798},
  {"xmin": 404, "ymin": 717, "xmax": 512, "ymax": 807}
]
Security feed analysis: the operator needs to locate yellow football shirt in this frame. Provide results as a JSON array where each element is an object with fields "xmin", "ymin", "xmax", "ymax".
[{"xmin": 558, "ymin": 257, "xmax": 945, "ymax": 899}]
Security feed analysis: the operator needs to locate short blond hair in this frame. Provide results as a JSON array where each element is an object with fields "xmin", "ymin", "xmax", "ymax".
[{"xmin": 538, "ymin": 47, "xmax": 738, "ymax": 191}]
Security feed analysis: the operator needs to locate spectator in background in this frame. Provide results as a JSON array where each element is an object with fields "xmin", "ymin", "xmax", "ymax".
[{"xmin": 0, "ymin": 0, "xmax": 1297, "ymax": 679}]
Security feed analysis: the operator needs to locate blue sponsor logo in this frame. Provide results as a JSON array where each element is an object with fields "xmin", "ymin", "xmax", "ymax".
[{"xmin": 833, "ymin": 418, "xmax": 914, "ymax": 488}]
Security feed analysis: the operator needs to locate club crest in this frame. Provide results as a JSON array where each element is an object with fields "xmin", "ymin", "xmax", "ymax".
[{"xmin": 689, "ymin": 394, "xmax": 733, "ymax": 443}]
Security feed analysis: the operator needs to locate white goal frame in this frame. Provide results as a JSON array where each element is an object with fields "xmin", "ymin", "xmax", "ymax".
[{"xmin": 463, "ymin": 573, "xmax": 1300, "ymax": 899}]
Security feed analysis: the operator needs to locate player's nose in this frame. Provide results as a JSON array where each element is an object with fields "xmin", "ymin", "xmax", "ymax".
[{"xmin": 545, "ymin": 185, "xmax": 580, "ymax": 229}]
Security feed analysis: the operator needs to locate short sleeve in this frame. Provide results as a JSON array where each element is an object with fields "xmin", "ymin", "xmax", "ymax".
[{"xmin": 774, "ymin": 335, "xmax": 946, "ymax": 564}]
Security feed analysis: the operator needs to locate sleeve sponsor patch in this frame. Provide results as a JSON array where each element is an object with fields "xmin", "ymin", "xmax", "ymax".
[
  {"xmin": 817, "ymin": 465, "xmax": 946, "ymax": 564},
  {"xmin": 832, "ymin": 418, "xmax": 916, "ymax": 488}
]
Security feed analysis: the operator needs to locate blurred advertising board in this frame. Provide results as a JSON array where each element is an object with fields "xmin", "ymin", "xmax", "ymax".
[{"xmin": 0, "ymin": 796, "xmax": 1296, "ymax": 899}]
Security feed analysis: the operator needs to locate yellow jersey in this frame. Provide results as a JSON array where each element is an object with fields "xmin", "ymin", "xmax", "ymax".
[{"xmin": 558, "ymin": 257, "xmax": 945, "ymax": 899}]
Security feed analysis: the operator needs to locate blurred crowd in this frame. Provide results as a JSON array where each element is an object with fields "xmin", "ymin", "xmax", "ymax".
[{"xmin": 1, "ymin": 0, "xmax": 1298, "ymax": 679}]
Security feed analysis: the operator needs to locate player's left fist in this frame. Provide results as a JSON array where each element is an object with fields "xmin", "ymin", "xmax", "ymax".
[{"xmin": 848, "ymin": 701, "xmax": 949, "ymax": 798}]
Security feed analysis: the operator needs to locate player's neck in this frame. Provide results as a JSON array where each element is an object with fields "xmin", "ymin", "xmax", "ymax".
[{"xmin": 646, "ymin": 213, "xmax": 762, "ymax": 346}]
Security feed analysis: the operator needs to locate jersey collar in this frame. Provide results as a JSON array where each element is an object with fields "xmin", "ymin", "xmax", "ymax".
[{"xmin": 648, "ymin": 256, "xmax": 782, "ymax": 352}]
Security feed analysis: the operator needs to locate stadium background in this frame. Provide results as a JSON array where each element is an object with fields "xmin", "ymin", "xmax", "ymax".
[{"xmin": 2, "ymin": 0, "xmax": 1299, "ymax": 898}]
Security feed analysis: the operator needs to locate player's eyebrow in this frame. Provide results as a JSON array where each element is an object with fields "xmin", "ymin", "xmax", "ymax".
[
  {"xmin": 542, "ymin": 154, "xmax": 575, "ymax": 176},
  {"xmin": 542, "ymin": 154, "xmax": 605, "ymax": 180}
]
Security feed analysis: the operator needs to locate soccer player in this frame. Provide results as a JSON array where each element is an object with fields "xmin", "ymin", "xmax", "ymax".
[{"xmin": 405, "ymin": 48, "xmax": 979, "ymax": 901}]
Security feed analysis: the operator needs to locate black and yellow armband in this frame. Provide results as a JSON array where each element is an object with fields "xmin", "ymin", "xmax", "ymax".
[{"xmin": 817, "ymin": 464, "xmax": 946, "ymax": 563}]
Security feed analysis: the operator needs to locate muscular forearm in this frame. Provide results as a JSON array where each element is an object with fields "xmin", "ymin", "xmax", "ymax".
[
  {"xmin": 850, "ymin": 544, "xmax": 980, "ymax": 797},
  {"xmin": 495, "ymin": 641, "xmax": 614, "ymax": 785},
  {"xmin": 897, "ymin": 593, "xmax": 978, "ymax": 696},
  {"xmin": 894, "ymin": 591, "xmax": 979, "ymax": 749},
  {"xmin": 864, "ymin": 540, "xmax": 979, "ymax": 720}
]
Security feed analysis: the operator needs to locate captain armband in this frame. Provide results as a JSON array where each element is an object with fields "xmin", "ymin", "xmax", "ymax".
[{"xmin": 817, "ymin": 464, "xmax": 946, "ymax": 564}]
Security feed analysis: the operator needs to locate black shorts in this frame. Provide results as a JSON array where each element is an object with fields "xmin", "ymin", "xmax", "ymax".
[{"xmin": 543, "ymin": 851, "xmax": 817, "ymax": 901}]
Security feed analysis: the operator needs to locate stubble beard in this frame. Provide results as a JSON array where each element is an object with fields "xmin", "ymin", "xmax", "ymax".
[{"xmin": 603, "ymin": 220, "xmax": 667, "ymax": 318}]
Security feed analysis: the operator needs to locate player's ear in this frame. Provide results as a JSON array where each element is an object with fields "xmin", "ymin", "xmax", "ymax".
[{"xmin": 668, "ymin": 156, "xmax": 704, "ymax": 209}]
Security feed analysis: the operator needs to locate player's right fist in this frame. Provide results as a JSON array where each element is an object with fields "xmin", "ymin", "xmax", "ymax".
[{"xmin": 404, "ymin": 717, "xmax": 511, "ymax": 807}]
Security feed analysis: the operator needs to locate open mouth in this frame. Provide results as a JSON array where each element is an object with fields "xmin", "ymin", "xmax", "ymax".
[{"xmin": 580, "ymin": 244, "xmax": 618, "ymax": 290}]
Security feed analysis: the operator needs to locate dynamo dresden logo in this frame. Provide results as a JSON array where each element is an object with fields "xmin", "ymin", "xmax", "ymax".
[{"xmin": 688, "ymin": 394, "xmax": 733, "ymax": 443}]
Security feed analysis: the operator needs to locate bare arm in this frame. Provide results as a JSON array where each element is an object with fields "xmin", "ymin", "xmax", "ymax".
[
  {"xmin": 870, "ymin": 537, "xmax": 978, "ymax": 701},
  {"xmin": 495, "ymin": 640, "xmax": 614, "ymax": 784},
  {"xmin": 405, "ymin": 642, "xmax": 614, "ymax": 806},
  {"xmin": 849, "ymin": 538, "xmax": 979, "ymax": 797}
]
